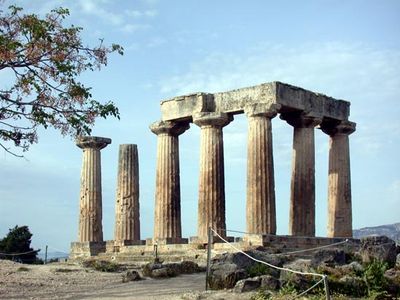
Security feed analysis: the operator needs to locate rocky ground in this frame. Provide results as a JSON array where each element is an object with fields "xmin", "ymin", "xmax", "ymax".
[
  {"xmin": 1, "ymin": 236, "xmax": 399, "ymax": 299},
  {"xmin": 0, "ymin": 259, "xmax": 256, "ymax": 300}
]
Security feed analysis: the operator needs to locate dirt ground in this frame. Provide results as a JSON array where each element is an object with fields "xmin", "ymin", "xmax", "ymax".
[{"xmin": 0, "ymin": 260, "xmax": 255, "ymax": 300}]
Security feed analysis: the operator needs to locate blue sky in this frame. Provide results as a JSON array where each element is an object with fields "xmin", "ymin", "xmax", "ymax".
[{"xmin": 1, "ymin": 0, "xmax": 399, "ymax": 254}]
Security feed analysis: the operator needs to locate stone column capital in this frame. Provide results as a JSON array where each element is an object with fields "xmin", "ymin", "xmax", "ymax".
[
  {"xmin": 321, "ymin": 120, "xmax": 356, "ymax": 136},
  {"xmin": 193, "ymin": 112, "xmax": 232, "ymax": 128},
  {"xmin": 150, "ymin": 121, "xmax": 189, "ymax": 136},
  {"xmin": 76, "ymin": 136, "xmax": 111, "ymax": 150},
  {"xmin": 281, "ymin": 112, "xmax": 322, "ymax": 128},
  {"xmin": 244, "ymin": 103, "xmax": 281, "ymax": 118}
]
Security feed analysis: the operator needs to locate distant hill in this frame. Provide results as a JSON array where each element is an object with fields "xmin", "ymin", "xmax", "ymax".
[
  {"xmin": 353, "ymin": 222, "xmax": 400, "ymax": 242},
  {"xmin": 37, "ymin": 251, "xmax": 68, "ymax": 261}
]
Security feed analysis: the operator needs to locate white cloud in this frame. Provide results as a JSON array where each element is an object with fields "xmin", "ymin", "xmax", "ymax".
[
  {"xmin": 125, "ymin": 10, "xmax": 143, "ymax": 18},
  {"xmin": 78, "ymin": 0, "xmax": 124, "ymax": 26},
  {"xmin": 120, "ymin": 23, "xmax": 150, "ymax": 33},
  {"xmin": 140, "ymin": 0, "xmax": 159, "ymax": 5},
  {"xmin": 146, "ymin": 37, "xmax": 166, "ymax": 48},
  {"xmin": 144, "ymin": 10, "xmax": 158, "ymax": 17},
  {"xmin": 158, "ymin": 42, "xmax": 400, "ymax": 100},
  {"xmin": 125, "ymin": 9, "xmax": 158, "ymax": 18}
]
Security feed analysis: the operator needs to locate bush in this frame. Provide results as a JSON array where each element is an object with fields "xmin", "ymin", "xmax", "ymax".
[
  {"xmin": 82, "ymin": 259, "xmax": 122, "ymax": 272},
  {"xmin": 0, "ymin": 225, "xmax": 39, "ymax": 264},
  {"xmin": 54, "ymin": 268, "xmax": 78, "ymax": 273},
  {"xmin": 246, "ymin": 263, "xmax": 269, "ymax": 277},
  {"xmin": 364, "ymin": 260, "xmax": 389, "ymax": 294}
]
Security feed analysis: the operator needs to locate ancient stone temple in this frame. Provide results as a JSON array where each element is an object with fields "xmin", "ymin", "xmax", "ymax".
[
  {"xmin": 71, "ymin": 81, "xmax": 356, "ymax": 259},
  {"xmin": 150, "ymin": 81, "xmax": 356, "ymax": 242}
]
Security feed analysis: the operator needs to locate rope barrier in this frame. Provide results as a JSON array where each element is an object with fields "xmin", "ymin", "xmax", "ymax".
[
  {"xmin": 210, "ymin": 228, "xmax": 329, "ymax": 299},
  {"xmin": 0, "ymin": 249, "xmax": 38, "ymax": 256},
  {"xmin": 275, "ymin": 239, "xmax": 349, "ymax": 256},
  {"xmin": 211, "ymin": 229, "xmax": 324, "ymax": 278},
  {"xmin": 214, "ymin": 227, "xmax": 350, "ymax": 256}
]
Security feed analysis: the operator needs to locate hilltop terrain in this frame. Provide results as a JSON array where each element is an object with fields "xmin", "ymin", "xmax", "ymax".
[{"xmin": 354, "ymin": 223, "xmax": 400, "ymax": 242}]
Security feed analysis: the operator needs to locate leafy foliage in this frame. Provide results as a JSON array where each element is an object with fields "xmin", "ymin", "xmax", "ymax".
[
  {"xmin": 0, "ymin": 225, "xmax": 39, "ymax": 263},
  {"xmin": 363, "ymin": 259, "xmax": 388, "ymax": 294},
  {"xmin": 0, "ymin": 5, "xmax": 123, "ymax": 156},
  {"xmin": 246, "ymin": 263, "xmax": 270, "ymax": 277}
]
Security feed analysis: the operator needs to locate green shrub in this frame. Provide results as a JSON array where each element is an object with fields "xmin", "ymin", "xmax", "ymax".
[
  {"xmin": 0, "ymin": 225, "xmax": 39, "ymax": 264},
  {"xmin": 363, "ymin": 260, "xmax": 388, "ymax": 294},
  {"xmin": 246, "ymin": 263, "xmax": 269, "ymax": 277},
  {"xmin": 54, "ymin": 268, "xmax": 77, "ymax": 273},
  {"xmin": 82, "ymin": 259, "xmax": 122, "ymax": 272},
  {"xmin": 16, "ymin": 266, "xmax": 29, "ymax": 272},
  {"xmin": 328, "ymin": 275, "xmax": 368, "ymax": 297}
]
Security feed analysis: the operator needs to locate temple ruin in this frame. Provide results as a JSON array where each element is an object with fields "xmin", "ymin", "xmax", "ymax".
[{"xmin": 70, "ymin": 81, "xmax": 357, "ymax": 259}]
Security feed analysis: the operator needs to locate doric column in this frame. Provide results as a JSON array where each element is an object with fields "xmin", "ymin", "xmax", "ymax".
[
  {"xmin": 321, "ymin": 121, "xmax": 356, "ymax": 237},
  {"xmin": 245, "ymin": 103, "xmax": 280, "ymax": 235},
  {"xmin": 114, "ymin": 144, "xmax": 140, "ymax": 243},
  {"xmin": 193, "ymin": 112, "xmax": 232, "ymax": 241},
  {"xmin": 76, "ymin": 136, "xmax": 111, "ymax": 242},
  {"xmin": 150, "ymin": 121, "xmax": 189, "ymax": 240},
  {"xmin": 281, "ymin": 113, "xmax": 322, "ymax": 236}
]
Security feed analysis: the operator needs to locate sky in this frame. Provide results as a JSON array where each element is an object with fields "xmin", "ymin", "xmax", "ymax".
[{"xmin": 0, "ymin": 0, "xmax": 399, "ymax": 255}]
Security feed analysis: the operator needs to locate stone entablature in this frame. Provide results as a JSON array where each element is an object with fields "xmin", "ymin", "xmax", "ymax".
[{"xmin": 160, "ymin": 82, "xmax": 350, "ymax": 122}]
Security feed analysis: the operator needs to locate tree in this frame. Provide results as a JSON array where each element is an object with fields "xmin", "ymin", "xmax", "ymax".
[
  {"xmin": 0, "ymin": 225, "xmax": 39, "ymax": 263},
  {"xmin": 0, "ymin": 5, "xmax": 123, "ymax": 156}
]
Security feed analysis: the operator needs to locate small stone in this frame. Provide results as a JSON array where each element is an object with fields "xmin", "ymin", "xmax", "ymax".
[
  {"xmin": 311, "ymin": 249, "xmax": 346, "ymax": 267},
  {"xmin": 151, "ymin": 267, "xmax": 171, "ymax": 278},
  {"xmin": 258, "ymin": 275, "xmax": 280, "ymax": 290},
  {"xmin": 233, "ymin": 277, "xmax": 261, "ymax": 293},
  {"xmin": 122, "ymin": 270, "xmax": 141, "ymax": 283}
]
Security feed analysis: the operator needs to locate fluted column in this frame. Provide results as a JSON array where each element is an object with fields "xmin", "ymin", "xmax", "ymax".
[
  {"xmin": 245, "ymin": 103, "xmax": 280, "ymax": 235},
  {"xmin": 76, "ymin": 136, "xmax": 111, "ymax": 242},
  {"xmin": 322, "ymin": 121, "xmax": 356, "ymax": 237},
  {"xmin": 281, "ymin": 113, "xmax": 322, "ymax": 236},
  {"xmin": 193, "ymin": 112, "xmax": 232, "ymax": 241},
  {"xmin": 114, "ymin": 144, "xmax": 140, "ymax": 243},
  {"xmin": 150, "ymin": 121, "xmax": 189, "ymax": 240}
]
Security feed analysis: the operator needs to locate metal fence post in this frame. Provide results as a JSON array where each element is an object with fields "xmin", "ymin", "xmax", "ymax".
[
  {"xmin": 44, "ymin": 245, "xmax": 48, "ymax": 264},
  {"xmin": 323, "ymin": 275, "xmax": 331, "ymax": 300},
  {"xmin": 205, "ymin": 226, "xmax": 213, "ymax": 291}
]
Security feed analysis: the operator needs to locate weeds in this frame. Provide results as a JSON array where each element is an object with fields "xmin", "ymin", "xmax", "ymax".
[
  {"xmin": 363, "ymin": 259, "xmax": 388, "ymax": 294},
  {"xmin": 82, "ymin": 259, "xmax": 122, "ymax": 272},
  {"xmin": 246, "ymin": 263, "xmax": 269, "ymax": 277},
  {"xmin": 54, "ymin": 268, "xmax": 78, "ymax": 273}
]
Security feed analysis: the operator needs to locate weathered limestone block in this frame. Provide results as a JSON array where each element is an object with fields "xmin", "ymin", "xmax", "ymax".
[
  {"xmin": 150, "ymin": 121, "xmax": 189, "ymax": 240},
  {"xmin": 281, "ymin": 113, "xmax": 322, "ymax": 237},
  {"xmin": 114, "ymin": 144, "xmax": 140, "ymax": 243},
  {"xmin": 160, "ymin": 82, "xmax": 350, "ymax": 122},
  {"xmin": 193, "ymin": 112, "xmax": 232, "ymax": 241},
  {"xmin": 76, "ymin": 136, "xmax": 111, "ymax": 242},
  {"xmin": 322, "ymin": 121, "xmax": 356, "ymax": 238},
  {"xmin": 245, "ymin": 103, "xmax": 280, "ymax": 235}
]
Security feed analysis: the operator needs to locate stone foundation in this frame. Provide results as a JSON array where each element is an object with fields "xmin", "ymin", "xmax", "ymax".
[{"xmin": 70, "ymin": 235, "xmax": 360, "ymax": 263}]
